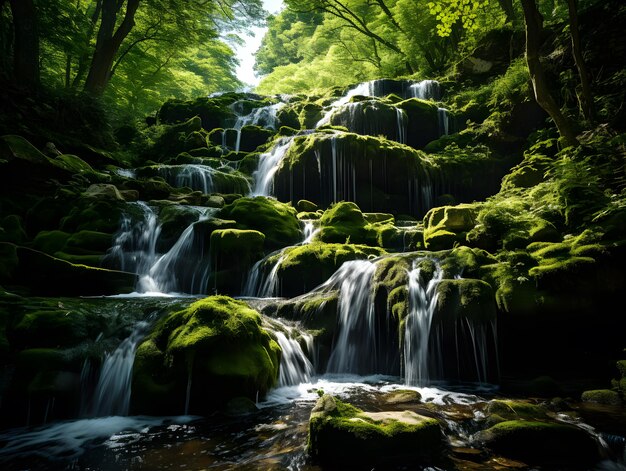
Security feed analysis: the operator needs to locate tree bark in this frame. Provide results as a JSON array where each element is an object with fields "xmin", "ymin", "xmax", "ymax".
[
  {"xmin": 84, "ymin": 0, "xmax": 140, "ymax": 95},
  {"xmin": 9, "ymin": 0, "xmax": 39, "ymax": 89},
  {"xmin": 521, "ymin": 0, "xmax": 578, "ymax": 147},
  {"xmin": 566, "ymin": 0, "xmax": 594, "ymax": 122}
]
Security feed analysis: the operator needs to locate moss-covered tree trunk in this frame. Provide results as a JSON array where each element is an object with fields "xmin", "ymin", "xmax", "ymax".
[
  {"xmin": 566, "ymin": 0, "xmax": 595, "ymax": 122},
  {"xmin": 9, "ymin": 0, "xmax": 39, "ymax": 89},
  {"xmin": 84, "ymin": 0, "xmax": 140, "ymax": 95},
  {"xmin": 521, "ymin": 0, "xmax": 579, "ymax": 147}
]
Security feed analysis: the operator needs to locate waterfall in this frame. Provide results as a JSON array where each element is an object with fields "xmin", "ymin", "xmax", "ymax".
[
  {"xmin": 243, "ymin": 219, "xmax": 318, "ymax": 297},
  {"xmin": 438, "ymin": 108, "xmax": 450, "ymax": 136},
  {"xmin": 317, "ymin": 80, "xmax": 386, "ymax": 128},
  {"xmin": 251, "ymin": 136, "xmax": 296, "ymax": 196},
  {"xmin": 410, "ymin": 80, "xmax": 441, "ymax": 101},
  {"xmin": 404, "ymin": 259, "xmax": 443, "ymax": 386},
  {"xmin": 230, "ymin": 102, "xmax": 285, "ymax": 152},
  {"xmin": 301, "ymin": 220, "xmax": 320, "ymax": 244},
  {"xmin": 90, "ymin": 319, "xmax": 153, "ymax": 417},
  {"xmin": 106, "ymin": 202, "xmax": 161, "ymax": 276},
  {"xmin": 324, "ymin": 260, "xmax": 383, "ymax": 375},
  {"xmin": 107, "ymin": 204, "xmax": 217, "ymax": 295},
  {"xmin": 139, "ymin": 207, "xmax": 216, "ymax": 294},
  {"xmin": 266, "ymin": 318, "xmax": 314, "ymax": 387},
  {"xmin": 396, "ymin": 108, "xmax": 407, "ymax": 144}
]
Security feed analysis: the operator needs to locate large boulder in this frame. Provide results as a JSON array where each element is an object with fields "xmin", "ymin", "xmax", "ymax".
[
  {"xmin": 210, "ymin": 229, "xmax": 265, "ymax": 294},
  {"xmin": 132, "ymin": 296, "xmax": 281, "ymax": 415},
  {"xmin": 423, "ymin": 204, "xmax": 480, "ymax": 250},
  {"xmin": 217, "ymin": 196, "xmax": 301, "ymax": 249}
]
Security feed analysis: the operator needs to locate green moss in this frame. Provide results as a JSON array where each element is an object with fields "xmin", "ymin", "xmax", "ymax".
[
  {"xmin": 217, "ymin": 196, "xmax": 301, "ymax": 249},
  {"xmin": 486, "ymin": 400, "xmax": 548, "ymax": 421},
  {"xmin": 0, "ymin": 215, "xmax": 27, "ymax": 244},
  {"xmin": 423, "ymin": 204, "xmax": 480, "ymax": 250},
  {"xmin": 133, "ymin": 296, "xmax": 280, "ymax": 415},
  {"xmin": 272, "ymin": 242, "xmax": 385, "ymax": 297},
  {"xmin": 581, "ymin": 389, "xmax": 622, "ymax": 405},
  {"xmin": 308, "ymin": 394, "xmax": 443, "ymax": 466},
  {"xmin": 434, "ymin": 278, "xmax": 496, "ymax": 324},
  {"xmin": 32, "ymin": 230, "xmax": 71, "ymax": 254}
]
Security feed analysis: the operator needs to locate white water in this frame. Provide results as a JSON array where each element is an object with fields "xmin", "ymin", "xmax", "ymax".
[
  {"xmin": 316, "ymin": 80, "xmax": 382, "ymax": 128},
  {"xmin": 251, "ymin": 136, "xmax": 295, "ymax": 196},
  {"xmin": 108, "ymin": 204, "xmax": 217, "ymax": 295},
  {"xmin": 396, "ymin": 108, "xmax": 408, "ymax": 144},
  {"xmin": 243, "ymin": 219, "xmax": 318, "ymax": 297},
  {"xmin": 410, "ymin": 79, "xmax": 441, "ymax": 101},
  {"xmin": 0, "ymin": 416, "xmax": 196, "ymax": 460},
  {"xmin": 266, "ymin": 318, "xmax": 314, "ymax": 387},
  {"xmin": 230, "ymin": 102, "xmax": 285, "ymax": 152},
  {"xmin": 404, "ymin": 259, "xmax": 443, "ymax": 386},
  {"xmin": 324, "ymin": 260, "xmax": 379, "ymax": 374},
  {"xmin": 139, "ymin": 207, "xmax": 216, "ymax": 294},
  {"xmin": 90, "ymin": 320, "xmax": 153, "ymax": 417},
  {"xmin": 438, "ymin": 107, "xmax": 450, "ymax": 136}
]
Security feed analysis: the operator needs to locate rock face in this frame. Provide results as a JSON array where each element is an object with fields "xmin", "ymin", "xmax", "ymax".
[
  {"xmin": 132, "ymin": 296, "xmax": 280, "ymax": 415},
  {"xmin": 308, "ymin": 394, "xmax": 444, "ymax": 468}
]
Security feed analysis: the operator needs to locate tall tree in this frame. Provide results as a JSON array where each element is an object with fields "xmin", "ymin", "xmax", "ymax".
[
  {"xmin": 84, "ymin": 0, "xmax": 140, "ymax": 95},
  {"xmin": 565, "ymin": 0, "xmax": 594, "ymax": 122},
  {"xmin": 521, "ymin": 0, "xmax": 578, "ymax": 146}
]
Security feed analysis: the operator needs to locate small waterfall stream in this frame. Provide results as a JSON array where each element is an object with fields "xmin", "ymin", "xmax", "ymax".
[
  {"xmin": 404, "ymin": 260, "xmax": 443, "ymax": 386},
  {"xmin": 251, "ymin": 136, "xmax": 296, "ymax": 196},
  {"xmin": 265, "ymin": 318, "xmax": 314, "ymax": 387},
  {"xmin": 90, "ymin": 319, "xmax": 154, "ymax": 417}
]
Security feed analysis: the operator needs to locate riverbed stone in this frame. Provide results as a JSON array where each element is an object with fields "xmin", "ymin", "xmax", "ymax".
[
  {"xmin": 475, "ymin": 420, "xmax": 600, "ymax": 467},
  {"xmin": 308, "ymin": 394, "xmax": 444, "ymax": 467}
]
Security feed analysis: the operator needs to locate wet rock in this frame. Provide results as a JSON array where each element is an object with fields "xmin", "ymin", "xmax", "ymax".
[{"xmin": 308, "ymin": 394, "xmax": 444, "ymax": 468}]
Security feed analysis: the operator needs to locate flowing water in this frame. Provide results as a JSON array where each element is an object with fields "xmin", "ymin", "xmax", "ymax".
[{"xmin": 2, "ymin": 78, "xmax": 623, "ymax": 471}]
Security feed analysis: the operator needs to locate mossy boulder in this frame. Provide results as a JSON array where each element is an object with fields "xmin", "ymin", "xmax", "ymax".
[
  {"xmin": 581, "ymin": 389, "xmax": 622, "ymax": 405},
  {"xmin": 423, "ymin": 204, "xmax": 479, "ymax": 250},
  {"xmin": 396, "ymin": 98, "xmax": 440, "ymax": 148},
  {"xmin": 217, "ymin": 196, "xmax": 301, "ymax": 249},
  {"xmin": 210, "ymin": 229, "xmax": 265, "ymax": 294},
  {"xmin": 238, "ymin": 125, "xmax": 275, "ymax": 152},
  {"xmin": 485, "ymin": 400, "xmax": 548, "ymax": 425},
  {"xmin": 475, "ymin": 420, "xmax": 600, "ymax": 467},
  {"xmin": 273, "ymin": 132, "xmax": 433, "ymax": 215},
  {"xmin": 434, "ymin": 279, "xmax": 496, "ymax": 324},
  {"xmin": 308, "ymin": 394, "xmax": 444, "ymax": 468},
  {"xmin": 132, "ymin": 296, "xmax": 280, "ymax": 415},
  {"xmin": 262, "ymin": 242, "xmax": 385, "ymax": 297}
]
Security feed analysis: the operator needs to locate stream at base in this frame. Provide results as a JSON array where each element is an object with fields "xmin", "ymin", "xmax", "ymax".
[{"xmin": 1, "ymin": 373, "xmax": 625, "ymax": 470}]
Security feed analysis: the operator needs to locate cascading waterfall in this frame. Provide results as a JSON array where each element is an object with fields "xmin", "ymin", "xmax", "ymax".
[
  {"xmin": 230, "ymin": 102, "xmax": 285, "ymax": 152},
  {"xmin": 396, "ymin": 108, "xmax": 408, "ymax": 144},
  {"xmin": 410, "ymin": 79, "xmax": 441, "ymax": 101},
  {"xmin": 316, "ymin": 80, "xmax": 388, "ymax": 128},
  {"xmin": 139, "ymin": 207, "xmax": 216, "ymax": 294},
  {"xmin": 438, "ymin": 108, "xmax": 450, "ymax": 136},
  {"xmin": 404, "ymin": 259, "xmax": 443, "ymax": 386},
  {"xmin": 106, "ymin": 202, "xmax": 161, "ymax": 277},
  {"xmin": 323, "ymin": 260, "xmax": 382, "ymax": 375},
  {"xmin": 89, "ymin": 318, "xmax": 153, "ymax": 417},
  {"xmin": 265, "ymin": 318, "xmax": 314, "ymax": 387},
  {"xmin": 107, "ymin": 204, "xmax": 217, "ymax": 295},
  {"xmin": 243, "ymin": 219, "xmax": 318, "ymax": 297},
  {"xmin": 251, "ymin": 136, "xmax": 296, "ymax": 196}
]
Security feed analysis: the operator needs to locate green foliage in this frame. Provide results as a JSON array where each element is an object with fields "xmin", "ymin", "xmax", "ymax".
[{"xmin": 427, "ymin": 0, "xmax": 489, "ymax": 37}]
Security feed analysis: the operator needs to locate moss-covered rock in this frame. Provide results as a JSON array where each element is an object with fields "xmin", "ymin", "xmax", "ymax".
[
  {"xmin": 308, "ymin": 394, "xmax": 444, "ymax": 467},
  {"xmin": 217, "ymin": 196, "xmax": 301, "ymax": 249},
  {"xmin": 475, "ymin": 420, "xmax": 600, "ymax": 467},
  {"xmin": 264, "ymin": 242, "xmax": 385, "ymax": 297},
  {"xmin": 423, "ymin": 204, "xmax": 480, "ymax": 250},
  {"xmin": 132, "ymin": 296, "xmax": 280, "ymax": 415},
  {"xmin": 581, "ymin": 389, "xmax": 622, "ymax": 405},
  {"xmin": 210, "ymin": 229, "xmax": 265, "ymax": 295}
]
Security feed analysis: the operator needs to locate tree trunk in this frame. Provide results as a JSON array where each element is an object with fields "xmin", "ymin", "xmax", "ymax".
[
  {"xmin": 9, "ymin": 0, "xmax": 39, "ymax": 89},
  {"xmin": 84, "ymin": 0, "xmax": 140, "ymax": 95},
  {"xmin": 566, "ymin": 0, "xmax": 594, "ymax": 122},
  {"xmin": 521, "ymin": 0, "xmax": 578, "ymax": 147}
]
